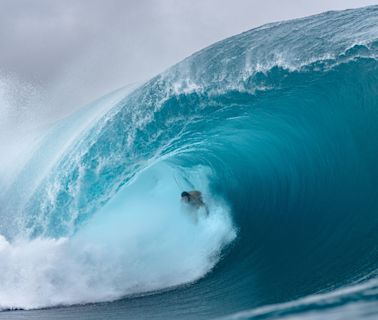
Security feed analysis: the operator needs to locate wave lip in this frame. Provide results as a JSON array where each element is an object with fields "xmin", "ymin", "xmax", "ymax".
[{"xmin": 0, "ymin": 5, "xmax": 377, "ymax": 318}]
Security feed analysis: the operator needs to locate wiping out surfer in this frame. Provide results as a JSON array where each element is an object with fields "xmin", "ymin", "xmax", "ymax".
[{"xmin": 181, "ymin": 191, "xmax": 209, "ymax": 216}]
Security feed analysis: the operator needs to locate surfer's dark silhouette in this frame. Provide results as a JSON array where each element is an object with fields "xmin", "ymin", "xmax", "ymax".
[{"xmin": 181, "ymin": 191, "xmax": 209, "ymax": 216}]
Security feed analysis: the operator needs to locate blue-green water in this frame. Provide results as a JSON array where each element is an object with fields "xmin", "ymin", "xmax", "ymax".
[{"xmin": 0, "ymin": 5, "xmax": 377, "ymax": 320}]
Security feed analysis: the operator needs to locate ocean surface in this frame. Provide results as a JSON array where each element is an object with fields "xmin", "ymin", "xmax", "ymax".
[{"xmin": 0, "ymin": 5, "xmax": 377, "ymax": 320}]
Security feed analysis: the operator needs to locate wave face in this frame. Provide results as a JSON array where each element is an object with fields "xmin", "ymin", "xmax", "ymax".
[{"xmin": 0, "ymin": 5, "xmax": 378, "ymax": 320}]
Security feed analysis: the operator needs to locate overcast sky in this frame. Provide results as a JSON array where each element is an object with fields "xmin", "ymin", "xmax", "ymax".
[{"xmin": 0, "ymin": 0, "xmax": 377, "ymax": 121}]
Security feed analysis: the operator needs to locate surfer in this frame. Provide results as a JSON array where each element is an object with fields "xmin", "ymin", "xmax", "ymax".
[{"xmin": 181, "ymin": 191, "xmax": 209, "ymax": 216}]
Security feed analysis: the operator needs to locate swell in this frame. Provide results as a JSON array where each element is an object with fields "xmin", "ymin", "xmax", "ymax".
[
  {"xmin": 5, "ymin": 54, "xmax": 377, "ymax": 313},
  {"xmin": 0, "ymin": 5, "xmax": 377, "ymax": 317}
]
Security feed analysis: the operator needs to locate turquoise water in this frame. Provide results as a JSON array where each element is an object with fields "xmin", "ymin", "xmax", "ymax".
[{"xmin": 0, "ymin": 5, "xmax": 377, "ymax": 320}]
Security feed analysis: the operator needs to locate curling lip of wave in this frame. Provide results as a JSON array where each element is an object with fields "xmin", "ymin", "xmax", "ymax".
[
  {"xmin": 156, "ymin": 5, "xmax": 378, "ymax": 95},
  {"xmin": 13, "ymin": 6, "xmax": 378, "ymax": 239},
  {"xmin": 0, "ymin": 5, "xmax": 377, "ymax": 318},
  {"xmin": 20, "ymin": 6, "xmax": 378, "ymax": 239}
]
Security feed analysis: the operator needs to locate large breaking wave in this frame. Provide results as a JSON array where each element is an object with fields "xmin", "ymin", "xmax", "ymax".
[{"xmin": 0, "ymin": 5, "xmax": 377, "ymax": 319}]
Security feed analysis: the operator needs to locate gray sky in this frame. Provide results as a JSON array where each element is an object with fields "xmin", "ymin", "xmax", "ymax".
[{"xmin": 0, "ymin": 0, "xmax": 377, "ymax": 121}]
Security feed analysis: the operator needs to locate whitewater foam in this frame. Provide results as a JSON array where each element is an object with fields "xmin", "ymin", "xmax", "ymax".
[{"xmin": 0, "ymin": 163, "xmax": 236, "ymax": 310}]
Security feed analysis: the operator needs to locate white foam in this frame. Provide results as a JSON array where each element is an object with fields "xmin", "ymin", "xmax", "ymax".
[{"xmin": 0, "ymin": 163, "xmax": 236, "ymax": 310}]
